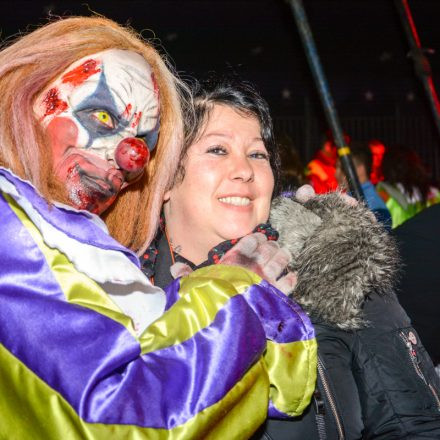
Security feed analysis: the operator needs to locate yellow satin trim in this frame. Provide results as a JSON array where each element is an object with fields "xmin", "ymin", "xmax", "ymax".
[
  {"xmin": 266, "ymin": 339, "xmax": 317, "ymax": 416},
  {"xmin": 185, "ymin": 264, "xmax": 263, "ymax": 292},
  {"xmin": 4, "ymin": 194, "xmax": 136, "ymax": 337},
  {"xmin": 140, "ymin": 265, "xmax": 262, "ymax": 354},
  {"xmin": 0, "ymin": 343, "xmax": 268, "ymax": 439}
]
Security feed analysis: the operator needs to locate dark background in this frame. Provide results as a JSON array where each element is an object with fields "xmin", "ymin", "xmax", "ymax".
[{"xmin": 2, "ymin": 0, "xmax": 440, "ymax": 169}]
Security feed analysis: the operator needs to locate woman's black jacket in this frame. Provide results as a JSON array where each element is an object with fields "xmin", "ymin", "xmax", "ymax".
[
  {"xmin": 252, "ymin": 192, "xmax": 440, "ymax": 439},
  {"xmin": 253, "ymin": 291, "xmax": 440, "ymax": 439}
]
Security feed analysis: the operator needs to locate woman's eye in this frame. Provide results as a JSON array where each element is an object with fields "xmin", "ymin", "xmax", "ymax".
[
  {"xmin": 250, "ymin": 151, "xmax": 270, "ymax": 160},
  {"xmin": 207, "ymin": 146, "xmax": 227, "ymax": 155},
  {"xmin": 91, "ymin": 110, "xmax": 115, "ymax": 129}
]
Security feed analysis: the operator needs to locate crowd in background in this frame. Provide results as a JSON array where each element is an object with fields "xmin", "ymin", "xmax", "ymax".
[{"xmin": 278, "ymin": 133, "xmax": 440, "ymax": 369}]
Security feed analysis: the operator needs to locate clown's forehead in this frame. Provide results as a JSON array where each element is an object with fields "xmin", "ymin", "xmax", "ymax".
[{"xmin": 55, "ymin": 49, "xmax": 159, "ymax": 134}]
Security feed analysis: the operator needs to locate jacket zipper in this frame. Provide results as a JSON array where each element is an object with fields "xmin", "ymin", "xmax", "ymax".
[
  {"xmin": 317, "ymin": 356, "xmax": 345, "ymax": 439},
  {"xmin": 399, "ymin": 331, "xmax": 440, "ymax": 410}
]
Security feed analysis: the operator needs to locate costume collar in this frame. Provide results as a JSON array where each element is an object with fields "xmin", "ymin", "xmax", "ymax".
[{"xmin": 0, "ymin": 167, "xmax": 139, "ymax": 266}]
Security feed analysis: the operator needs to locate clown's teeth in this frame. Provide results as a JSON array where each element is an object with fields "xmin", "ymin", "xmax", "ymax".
[{"xmin": 218, "ymin": 196, "xmax": 251, "ymax": 206}]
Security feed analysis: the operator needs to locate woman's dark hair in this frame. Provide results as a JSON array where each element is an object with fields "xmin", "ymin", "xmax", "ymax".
[
  {"xmin": 178, "ymin": 75, "xmax": 281, "ymax": 194},
  {"xmin": 382, "ymin": 144, "xmax": 432, "ymax": 203}
]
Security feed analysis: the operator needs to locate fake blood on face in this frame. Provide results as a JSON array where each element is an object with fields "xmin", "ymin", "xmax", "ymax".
[
  {"xmin": 121, "ymin": 103, "xmax": 132, "ymax": 119},
  {"xmin": 61, "ymin": 59, "xmax": 101, "ymax": 87},
  {"xmin": 73, "ymin": 184, "xmax": 117, "ymax": 214},
  {"xmin": 42, "ymin": 88, "xmax": 68, "ymax": 118},
  {"xmin": 131, "ymin": 111, "xmax": 143, "ymax": 129}
]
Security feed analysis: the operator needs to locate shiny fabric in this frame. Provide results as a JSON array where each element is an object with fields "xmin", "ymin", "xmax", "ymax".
[
  {"xmin": 0, "ymin": 167, "xmax": 137, "ymax": 263},
  {"xmin": 244, "ymin": 281, "xmax": 314, "ymax": 343},
  {"xmin": 265, "ymin": 340, "xmax": 317, "ymax": 417},
  {"xmin": 0, "ymin": 168, "xmax": 317, "ymax": 439},
  {"xmin": 1, "ymin": 344, "xmax": 269, "ymax": 439},
  {"xmin": 0, "ymin": 172, "xmax": 165, "ymax": 334}
]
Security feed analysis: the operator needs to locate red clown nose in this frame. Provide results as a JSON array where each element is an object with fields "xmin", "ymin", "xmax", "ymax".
[{"xmin": 115, "ymin": 137, "xmax": 150, "ymax": 172}]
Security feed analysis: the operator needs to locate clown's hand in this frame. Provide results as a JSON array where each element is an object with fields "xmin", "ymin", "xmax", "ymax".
[
  {"xmin": 295, "ymin": 184, "xmax": 316, "ymax": 203},
  {"xmin": 170, "ymin": 233, "xmax": 297, "ymax": 295},
  {"xmin": 220, "ymin": 233, "xmax": 296, "ymax": 295},
  {"xmin": 296, "ymin": 183, "xmax": 359, "ymax": 207},
  {"xmin": 170, "ymin": 262, "xmax": 193, "ymax": 279}
]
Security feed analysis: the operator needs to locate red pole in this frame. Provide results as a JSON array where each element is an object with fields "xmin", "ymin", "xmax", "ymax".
[{"xmin": 396, "ymin": 0, "xmax": 440, "ymax": 141}]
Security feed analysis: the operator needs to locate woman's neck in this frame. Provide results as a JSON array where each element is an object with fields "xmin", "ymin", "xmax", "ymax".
[
  {"xmin": 167, "ymin": 235, "xmax": 211, "ymax": 266},
  {"xmin": 163, "ymin": 202, "xmax": 226, "ymax": 266},
  {"xmin": 164, "ymin": 222, "xmax": 214, "ymax": 266}
]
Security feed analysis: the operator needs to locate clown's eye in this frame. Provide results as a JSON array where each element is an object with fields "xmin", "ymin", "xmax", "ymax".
[
  {"xmin": 75, "ymin": 108, "xmax": 119, "ymax": 136},
  {"xmin": 91, "ymin": 110, "xmax": 115, "ymax": 129}
]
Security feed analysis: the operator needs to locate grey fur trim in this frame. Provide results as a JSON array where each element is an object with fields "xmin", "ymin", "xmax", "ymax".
[{"xmin": 270, "ymin": 192, "xmax": 400, "ymax": 330}]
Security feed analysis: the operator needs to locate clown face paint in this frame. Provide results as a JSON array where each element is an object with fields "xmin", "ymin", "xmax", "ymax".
[{"xmin": 34, "ymin": 49, "xmax": 160, "ymax": 214}]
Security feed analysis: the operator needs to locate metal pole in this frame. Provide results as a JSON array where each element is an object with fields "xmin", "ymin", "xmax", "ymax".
[
  {"xmin": 287, "ymin": 0, "xmax": 364, "ymax": 200},
  {"xmin": 395, "ymin": 0, "xmax": 440, "ymax": 141}
]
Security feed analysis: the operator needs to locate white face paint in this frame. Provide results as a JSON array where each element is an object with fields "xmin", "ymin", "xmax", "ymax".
[{"xmin": 34, "ymin": 49, "xmax": 160, "ymax": 214}]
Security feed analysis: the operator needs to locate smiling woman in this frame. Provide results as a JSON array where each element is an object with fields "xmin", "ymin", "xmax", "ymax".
[
  {"xmin": 140, "ymin": 77, "xmax": 316, "ymax": 435},
  {"xmin": 156, "ymin": 78, "xmax": 281, "ymax": 268},
  {"xmin": 164, "ymin": 104, "xmax": 275, "ymax": 264}
]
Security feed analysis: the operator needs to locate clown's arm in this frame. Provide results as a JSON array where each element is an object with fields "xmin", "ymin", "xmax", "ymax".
[{"xmin": 0, "ymin": 169, "xmax": 316, "ymax": 440}]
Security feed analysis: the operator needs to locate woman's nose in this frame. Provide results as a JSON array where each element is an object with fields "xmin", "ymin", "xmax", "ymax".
[
  {"xmin": 115, "ymin": 137, "xmax": 150, "ymax": 172},
  {"xmin": 229, "ymin": 155, "xmax": 254, "ymax": 182}
]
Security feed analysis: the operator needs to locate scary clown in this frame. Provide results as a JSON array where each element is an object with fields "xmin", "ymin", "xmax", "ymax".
[
  {"xmin": 0, "ymin": 16, "xmax": 316, "ymax": 439},
  {"xmin": 34, "ymin": 49, "xmax": 160, "ymax": 214}
]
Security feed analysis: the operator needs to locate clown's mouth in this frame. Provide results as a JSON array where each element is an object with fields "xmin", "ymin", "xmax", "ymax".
[
  {"xmin": 78, "ymin": 167, "xmax": 122, "ymax": 197},
  {"xmin": 63, "ymin": 157, "xmax": 125, "ymax": 213},
  {"xmin": 62, "ymin": 152, "xmax": 124, "ymax": 192}
]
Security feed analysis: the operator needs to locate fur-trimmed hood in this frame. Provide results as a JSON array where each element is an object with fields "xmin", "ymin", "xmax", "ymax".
[{"xmin": 270, "ymin": 192, "xmax": 400, "ymax": 330}]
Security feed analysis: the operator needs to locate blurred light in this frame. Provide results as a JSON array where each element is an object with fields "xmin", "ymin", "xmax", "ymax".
[
  {"xmin": 379, "ymin": 51, "xmax": 392, "ymax": 62},
  {"xmin": 165, "ymin": 33, "xmax": 178, "ymax": 42},
  {"xmin": 364, "ymin": 90, "xmax": 374, "ymax": 101},
  {"xmin": 251, "ymin": 46, "xmax": 263, "ymax": 56},
  {"xmin": 281, "ymin": 88, "xmax": 291, "ymax": 100}
]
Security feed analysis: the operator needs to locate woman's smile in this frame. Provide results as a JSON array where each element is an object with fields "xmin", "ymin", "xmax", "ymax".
[
  {"xmin": 218, "ymin": 196, "xmax": 252, "ymax": 207},
  {"xmin": 164, "ymin": 104, "xmax": 274, "ymax": 264}
]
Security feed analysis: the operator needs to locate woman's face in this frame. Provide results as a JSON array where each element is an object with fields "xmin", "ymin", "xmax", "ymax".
[
  {"xmin": 34, "ymin": 49, "xmax": 160, "ymax": 214},
  {"xmin": 164, "ymin": 104, "xmax": 274, "ymax": 260}
]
